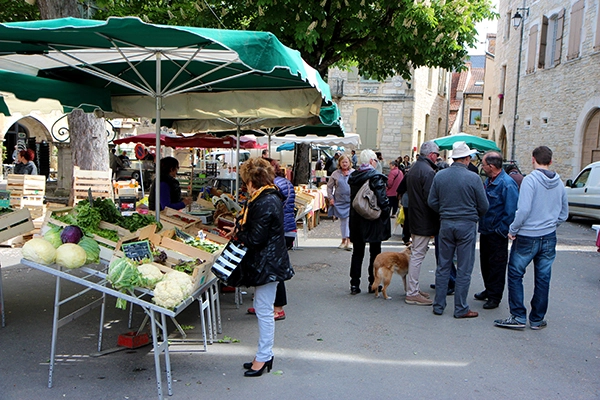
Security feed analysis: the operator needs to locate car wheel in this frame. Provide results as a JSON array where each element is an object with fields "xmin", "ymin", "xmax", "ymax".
[{"xmin": 131, "ymin": 171, "xmax": 140, "ymax": 181}]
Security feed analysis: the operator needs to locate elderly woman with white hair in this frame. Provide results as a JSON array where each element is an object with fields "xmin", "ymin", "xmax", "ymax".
[{"xmin": 347, "ymin": 149, "xmax": 391, "ymax": 295}]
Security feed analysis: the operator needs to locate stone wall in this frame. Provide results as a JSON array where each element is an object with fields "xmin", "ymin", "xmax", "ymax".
[{"xmin": 492, "ymin": 0, "xmax": 600, "ymax": 179}]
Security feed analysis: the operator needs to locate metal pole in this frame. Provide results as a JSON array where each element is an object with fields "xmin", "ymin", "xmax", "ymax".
[
  {"xmin": 511, "ymin": 1, "xmax": 527, "ymax": 161},
  {"xmin": 235, "ymin": 121, "xmax": 241, "ymax": 202},
  {"xmin": 155, "ymin": 53, "xmax": 162, "ymax": 222}
]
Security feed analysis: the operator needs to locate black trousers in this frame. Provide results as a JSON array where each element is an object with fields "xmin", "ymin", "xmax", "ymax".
[
  {"xmin": 479, "ymin": 232, "xmax": 509, "ymax": 302},
  {"xmin": 402, "ymin": 208, "xmax": 411, "ymax": 243},
  {"xmin": 388, "ymin": 196, "xmax": 399, "ymax": 216},
  {"xmin": 350, "ymin": 241, "xmax": 382, "ymax": 288},
  {"xmin": 273, "ymin": 236, "xmax": 294, "ymax": 307}
]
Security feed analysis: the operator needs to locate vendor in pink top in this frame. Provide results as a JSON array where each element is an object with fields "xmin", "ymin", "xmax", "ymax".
[{"xmin": 386, "ymin": 160, "xmax": 403, "ymax": 217}]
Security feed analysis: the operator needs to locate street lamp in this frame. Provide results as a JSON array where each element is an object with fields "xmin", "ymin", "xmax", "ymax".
[
  {"xmin": 512, "ymin": 8, "xmax": 529, "ymax": 29},
  {"xmin": 511, "ymin": 6, "xmax": 529, "ymax": 160}
]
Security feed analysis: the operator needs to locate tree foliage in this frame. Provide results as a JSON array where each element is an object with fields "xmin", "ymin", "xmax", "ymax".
[
  {"xmin": 0, "ymin": 1, "xmax": 40, "ymax": 22},
  {"xmin": 96, "ymin": 0, "xmax": 496, "ymax": 79}
]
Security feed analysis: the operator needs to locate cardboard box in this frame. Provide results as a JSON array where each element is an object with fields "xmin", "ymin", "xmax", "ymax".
[{"xmin": 159, "ymin": 229, "xmax": 227, "ymax": 263}]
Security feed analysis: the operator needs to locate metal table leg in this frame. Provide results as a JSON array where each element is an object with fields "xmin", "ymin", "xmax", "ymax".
[
  {"xmin": 209, "ymin": 281, "xmax": 222, "ymax": 334},
  {"xmin": 48, "ymin": 275, "xmax": 62, "ymax": 388},
  {"xmin": 0, "ymin": 263, "xmax": 5, "ymax": 328},
  {"xmin": 149, "ymin": 310, "xmax": 164, "ymax": 400},
  {"xmin": 161, "ymin": 312, "xmax": 173, "ymax": 396}
]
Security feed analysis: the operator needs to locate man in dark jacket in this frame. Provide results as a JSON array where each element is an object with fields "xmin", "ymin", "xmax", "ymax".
[
  {"xmin": 405, "ymin": 141, "xmax": 440, "ymax": 305},
  {"xmin": 347, "ymin": 149, "xmax": 391, "ymax": 295}
]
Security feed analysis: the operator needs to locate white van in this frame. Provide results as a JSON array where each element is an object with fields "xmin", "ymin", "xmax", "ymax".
[
  {"xmin": 565, "ymin": 161, "xmax": 600, "ymax": 220},
  {"xmin": 202, "ymin": 149, "xmax": 251, "ymax": 167}
]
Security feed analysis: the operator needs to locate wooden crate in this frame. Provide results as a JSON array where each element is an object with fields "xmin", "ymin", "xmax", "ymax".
[
  {"xmin": 71, "ymin": 166, "xmax": 114, "ymax": 206},
  {"xmin": 0, "ymin": 208, "xmax": 34, "ymax": 244},
  {"xmin": 159, "ymin": 229, "xmax": 227, "ymax": 263},
  {"xmin": 7, "ymin": 174, "xmax": 46, "ymax": 220}
]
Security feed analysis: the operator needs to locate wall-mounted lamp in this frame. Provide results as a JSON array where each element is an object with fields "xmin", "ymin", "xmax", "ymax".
[{"xmin": 512, "ymin": 8, "xmax": 529, "ymax": 29}]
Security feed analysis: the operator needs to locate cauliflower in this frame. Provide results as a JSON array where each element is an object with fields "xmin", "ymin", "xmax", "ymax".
[
  {"xmin": 163, "ymin": 270, "xmax": 193, "ymax": 297},
  {"xmin": 55, "ymin": 243, "xmax": 87, "ymax": 269},
  {"xmin": 22, "ymin": 238, "xmax": 57, "ymax": 265},
  {"xmin": 137, "ymin": 263, "xmax": 164, "ymax": 289},
  {"xmin": 152, "ymin": 270, "xmax": 194, "ymax": 309}
]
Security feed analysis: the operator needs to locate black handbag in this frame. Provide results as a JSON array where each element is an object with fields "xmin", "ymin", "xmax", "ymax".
[{"xmin": 211, "ymin": 239, "xmax": 247, "ymax": 287}]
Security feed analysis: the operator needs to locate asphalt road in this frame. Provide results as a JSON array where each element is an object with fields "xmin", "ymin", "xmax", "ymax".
[{"xmin": 0, "ymin": 217, "xmax": 598, "ymax": 400}]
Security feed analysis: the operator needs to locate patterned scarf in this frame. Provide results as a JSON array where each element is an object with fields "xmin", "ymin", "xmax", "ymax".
[{"xmin": 239, "ymin": 184, "xmax": 276, "ymax": 226}]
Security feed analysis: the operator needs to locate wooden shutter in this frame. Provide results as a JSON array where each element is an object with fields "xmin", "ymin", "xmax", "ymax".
[
  {"xmin": 356, "ymin": 108, "xmax": 379, "ymax": 149},
  {"xmin": 555, "ymin": 9, "xmax": 565, "ymax": 66},
  {"xmin": 539, "ymin": 17, "xmax": 549, "ymax": 69},
  {"xmin": 567, "ymin": 0, "xmax": 585, "ymax": 60},
  {"xmin": 595, "ymin": 5, "xmax": 600, "ymax": 51},
  {"xmin": 526, "ymin": 25, "xmax": 538, "ymax": 74}
]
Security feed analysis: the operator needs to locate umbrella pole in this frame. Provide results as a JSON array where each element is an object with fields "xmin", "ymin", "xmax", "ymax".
[
  {"xmin": 235, "ymin": 122, "xmax": 241, "ymax": 202},
  {"xmin": 154, "ymin": 53, "xmax": 162, "ymax": 223},
  {"xmin": 189, "ymin": 148, "xmax": 193, "ymax": 211}
]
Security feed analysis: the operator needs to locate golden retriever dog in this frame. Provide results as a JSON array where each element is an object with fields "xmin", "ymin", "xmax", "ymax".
[{"xmin": 372, "ymin": 247, "xmax": 412, "ymax": 300}]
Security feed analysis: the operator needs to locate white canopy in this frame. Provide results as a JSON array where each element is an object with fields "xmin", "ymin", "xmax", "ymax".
[{"xmin": 259, "ymin": 132, "xmax": 361, "ymax": 148}]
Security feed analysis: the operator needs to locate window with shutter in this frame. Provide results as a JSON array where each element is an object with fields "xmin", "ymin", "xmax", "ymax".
[
  {"xmin": 539, "ymin": 17, "xmax": 549, "ymax": 69},
  {"xmin": 347, "ymin": 66, "xmax": 359, "ymax": 82},
  {"xmin": 526, "ymin": 25, "xmax": 539, "ymax": 74},
  {"xmin": 356, "ymin": 108, "xmax": 379, "ymax": 149},
  {"xmin": 595, "ymin": 3, "xmax": 600, "ymax": 51},
  {"xmin": 567, "ymin": 0, "xmax": 585, "ymax": 60},
  {"xmin": 555, "ymin": 9, "xmax": 565, "ymax": 65}
]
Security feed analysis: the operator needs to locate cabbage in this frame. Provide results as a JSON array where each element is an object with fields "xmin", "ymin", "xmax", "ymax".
[
  {"xmin": 78, "ymin": 236, "xmax": 100, "ymax": 264},
  {"xmin": 22, "ymin": 238, "xmax": 56, "ymax": 265},
  {"xmin": 55, "ymin": 243, "xmax": 87, "ymax": 269},
  {"xmin": 43, "ymin": 225, "xmax": 63, "ymax": 248},
  {"xmin": 107, "ymin": 257, "xmax": 144, "ymax": 309},
  {"xmin": 61, "ymin": 225, "xmax": 83, "ymax": 244}
]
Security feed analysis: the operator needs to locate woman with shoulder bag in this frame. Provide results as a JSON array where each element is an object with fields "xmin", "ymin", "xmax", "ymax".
[
  {"xmin": 347, "ymin": 149, "xmax": 391, "ymax": 295},
  {"xmin": 232, "ymin": 157, "xmax": 294, "ymax": 377}
]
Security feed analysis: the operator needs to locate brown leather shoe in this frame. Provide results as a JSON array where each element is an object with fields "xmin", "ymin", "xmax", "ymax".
[{"xmin": 454, "ymin": 310, "xmax": 479, "ymax": 319}]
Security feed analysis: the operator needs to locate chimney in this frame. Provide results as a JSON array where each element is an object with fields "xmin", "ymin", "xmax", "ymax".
[{"xmin": 487, "ymin": 33, "xmax": 496, "ymax": 55}]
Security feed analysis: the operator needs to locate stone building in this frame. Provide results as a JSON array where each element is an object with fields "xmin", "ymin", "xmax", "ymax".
[
  {"xmin": 490, "ymin": 0, "xmax": 600, "ymax": 179},
  {"xmin": 328, "ymin": 65, "xmax": 450, "ymax": 164},
  {"xmin": 448, "ymin": 56, "xmax": 488, "ymax": 136}
]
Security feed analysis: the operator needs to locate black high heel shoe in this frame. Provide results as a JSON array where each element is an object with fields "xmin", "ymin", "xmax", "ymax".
[
  {"xmin": 243, "ymin": 358, "xmax": 273, "ymax": 377},
  {"xmin": 243, "ymin": 356, "xmax": 274, "ymax": 370}
]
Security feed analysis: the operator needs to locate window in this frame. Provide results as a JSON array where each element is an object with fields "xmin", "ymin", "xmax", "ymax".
[
  {"xmin": 356, "ymin": 108, "xmax": 379, "ymax": 149},
  {"xmin": 567, "ymin": 0, "xmax": 585, "ymax": 60},
  {"xmin": 504, "ymin": 11, "xmax": 512, "ymax": 41},
  {"xmin": 469, "ymin": 109, "xmax": 482, "ymax": 125},
  {"xmin": 499, "ymin": 65, "xmax": 506, "ymax": 114},
  {"xmin": 526, "ymin": 25, "xmax": 539, "ymax": 74},
  {"xmin": 573, "ymin": 168, "xmax": 591, "ymax": 188},
  {"xmin": 542, "ymin": 12, "xmax": 564, "ymax": 68},
  {"xmin": 437, "ymin": 69, "xmax": 447, "ymax": 95},
  {"xmin": 347, "ymin": 66, "xmax": 359, "ymax": 82},
  {"xmin": 427, "ymin": 68, "xmax": 433, "ymax": 90}
]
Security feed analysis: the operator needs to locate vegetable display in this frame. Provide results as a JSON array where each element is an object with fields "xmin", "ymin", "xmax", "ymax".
[
  {"xmin": 152, "ymin": 270, "xmax": 193, "ymax": 309},
  {"xmin": 22, "ymin": 238, "xmax": 57, "ymax": 265},
  {"xmin": 43, "ymin": 225, "xmax": 63, "ymax": 248},
  {"xmin": 55, "ymin": 243, "xmax": 87, "ymax": 269},
  {"xmin": 78, "ymin": 236, "xmax": 100, "ymax": 264},
  {"xmin": 107, "ymin": 257, "xmax": 145, "ymax": 309},
  {"xmin": 60, "ymin": 225, "xmax": 84, "ymax": 244},
  {"xmin": 137, "ymin": 263, "xmax": 164, "ymax": 288}
]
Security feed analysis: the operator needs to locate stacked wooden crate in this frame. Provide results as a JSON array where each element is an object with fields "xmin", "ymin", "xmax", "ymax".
[
  {"xmin": 7, "ymin": 174, "xmax": 46, "ymax": 225},
  {"xmin": 70, "ymin": 166, "xmax": 114, "ymax": 206}
]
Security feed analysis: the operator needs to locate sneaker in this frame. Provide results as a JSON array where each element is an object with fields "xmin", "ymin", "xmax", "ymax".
[
  {"xmin": 530, "ymin": 320, "xmax": 547, "ymax": 330},
  {"xmin": 494, "ymin": 315, "xmax": 526, "ymax": 329},
  {"xmin": 405, "ymin": 294, "xmax": 433, "ymax": 306}
]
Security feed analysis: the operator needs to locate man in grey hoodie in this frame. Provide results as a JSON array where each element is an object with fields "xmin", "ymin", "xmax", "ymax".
[{"xmin": 494, "ymin": 146, "xmax": 568, "ymax": 330}]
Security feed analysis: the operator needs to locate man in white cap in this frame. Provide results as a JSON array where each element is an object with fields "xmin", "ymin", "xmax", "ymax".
[{"xmin": 427, "ymin": 141, "xmax": 489, "ymax": 318}]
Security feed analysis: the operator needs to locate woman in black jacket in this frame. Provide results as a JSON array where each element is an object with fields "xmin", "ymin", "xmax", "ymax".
[
  {"xmin": 347, "ymin": 149, "xmax": 391, "ymax": 295},
  {"xmin": 235, "ymin": 157, "xmax": 294, "ymax": 377}
]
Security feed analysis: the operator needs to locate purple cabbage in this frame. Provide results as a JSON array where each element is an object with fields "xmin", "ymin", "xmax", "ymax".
[{"xmin": 60, "ymin": 225, "xmax": 84, "ymax": 244}]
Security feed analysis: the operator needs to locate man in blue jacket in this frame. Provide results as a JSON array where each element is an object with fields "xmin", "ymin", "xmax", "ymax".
[
  {"xmin": 476, "ymin": 151, "xmax": 519, "ymax": 310},
  {"xmin": 495, "ymin": 146, "xmax": 568, "ymax": 330}
]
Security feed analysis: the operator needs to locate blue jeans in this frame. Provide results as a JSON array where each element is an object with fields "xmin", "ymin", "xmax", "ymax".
[{"xmin": 507, "ymin": 233, "xmax": 556, "ymax": 325}]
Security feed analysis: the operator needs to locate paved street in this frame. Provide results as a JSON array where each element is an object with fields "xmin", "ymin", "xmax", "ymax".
[{"xmin": 0, "ymin": 217, "xmax": 599, "ymax": 400}]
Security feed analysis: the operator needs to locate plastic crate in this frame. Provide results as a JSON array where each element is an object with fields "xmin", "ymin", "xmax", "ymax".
[{"xmin": 0, "ymin": 191, "xmax": 10, "ymax": 208}]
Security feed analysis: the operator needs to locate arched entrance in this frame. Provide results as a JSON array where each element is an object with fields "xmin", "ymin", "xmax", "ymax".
[
  {"xmin": 580, "ymin": 108, "xmax": 600, "ymax": 166},
  {"xmin": 2, "ymin": 116, "xmax": 53, "ymax": 177}
]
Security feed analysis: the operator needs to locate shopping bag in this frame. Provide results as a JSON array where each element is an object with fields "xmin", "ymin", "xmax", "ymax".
[
  {"xmin": 211, "ymin": 239, "xmax": 247, "ymax": 287},
  {"xmin": 396, "ymin": 206, "xmax": 405, "ymax": 226}
]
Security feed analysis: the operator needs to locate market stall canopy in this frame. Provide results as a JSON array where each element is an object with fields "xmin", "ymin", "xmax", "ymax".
[
  {"xmin": 432, "ymin": 133, "xmax": 500, "ymax": 152},
  {"xmin": 266, "ymin": 132, "xmax": 360, "ymax": 148},
  {"xmin": 0, "ymin": 69, "xmax": 112, "ymax": 116},
  {"xmin": 113, "ymin": 133, "xmax": 265, "ymax": 149},
  {"xmin": 0, "ymin": 17, "xmax": 332, "ymax": 122}
]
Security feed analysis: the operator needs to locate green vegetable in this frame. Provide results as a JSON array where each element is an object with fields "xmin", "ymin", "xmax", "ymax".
[
  {"xmin": 55, "ymin": 243, "xmax": 87, "ymax": 269},
  {"xmin": 73, "ymin": 202, "xmax": 102, "ymax": 232},
  {"xmin": 188, "ymin": 239, "xmax": 224, "ymax": 254},
  {"xmin": 22, "ymin": 238, "xmax": 57, "ymax": 265},
  {"xmin": 78, "ymin": 236, "xmax": 100, "ymax": 264},
  {"xmin": 43, "ymin": 225, "xmax": 63, "ymax": 248},
  {"xmin": 172, "ymin": 258, "xmax": 204, "ymax": 274},
  {"xmin": 107, "ymin": 257, "xmax": 145, "ymax": 309}
]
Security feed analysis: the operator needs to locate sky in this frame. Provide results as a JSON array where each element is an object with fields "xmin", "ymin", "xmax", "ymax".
[{"xmin": 470, "ymin": 0, "xmax": 500, "ymax": 55}]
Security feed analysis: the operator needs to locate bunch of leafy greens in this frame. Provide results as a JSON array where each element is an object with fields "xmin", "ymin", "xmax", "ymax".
[
  {"xmin": 107, "ymin": 257, "xmax": 145, "ymax": 309},
  {"xmin": 77, "ymin": 199, "xmax": 162, "ymax": 232}
]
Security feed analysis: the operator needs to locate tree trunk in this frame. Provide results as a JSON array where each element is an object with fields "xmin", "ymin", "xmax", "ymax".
[
  {"xmin": 37, "ymin": 0, "xmax": 109, "ymax": 177},
  {"xmin": 292, "ymin": 143, "xmax": 311, "ymax": 186}
]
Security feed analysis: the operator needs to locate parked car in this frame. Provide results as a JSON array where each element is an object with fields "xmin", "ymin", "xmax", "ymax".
[
  {"xmin": 564, "ymin": 161, "xmax": 600, "ymax": 220},
  {"xmin": 115, "ymin": 160, "xmax": 154, "ymax": 188}
]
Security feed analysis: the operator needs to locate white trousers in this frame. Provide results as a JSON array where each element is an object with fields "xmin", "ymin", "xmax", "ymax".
[{"xmin": 254, "ymin": 281, "xmax": 278, "ymax": 362}]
